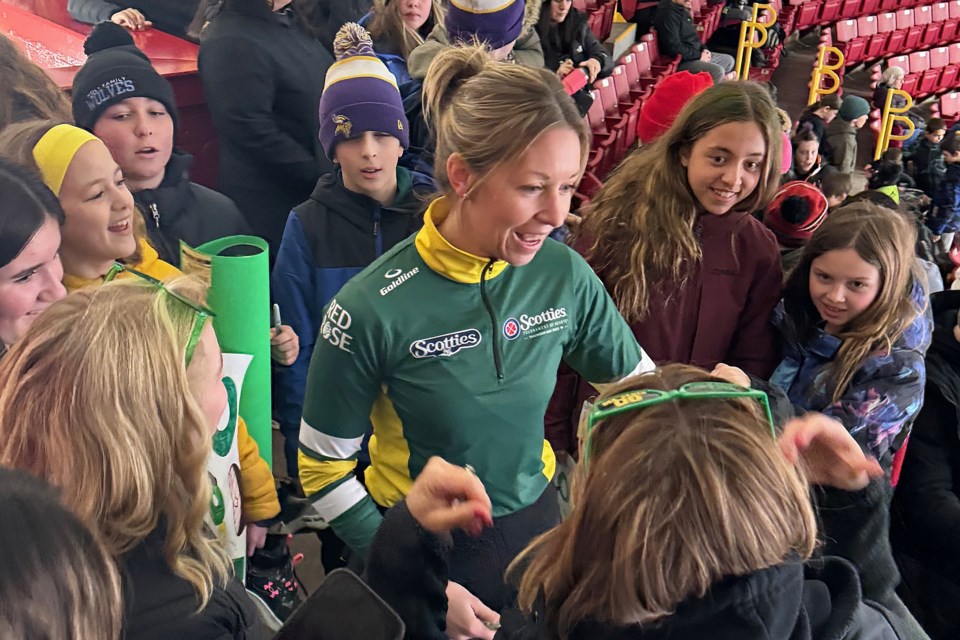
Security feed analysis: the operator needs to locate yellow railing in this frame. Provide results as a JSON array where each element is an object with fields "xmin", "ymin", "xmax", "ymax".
[
  {"xmin": 735, "ymin": 3, "xmax": 778, "ymax": 80},
  {"xmin": 875, "ymin": 88, "xmax": 915, "ymax": 160},
  {"xmin": 808, "ymin": 46, "xmax": 844, "ymax": 106}
]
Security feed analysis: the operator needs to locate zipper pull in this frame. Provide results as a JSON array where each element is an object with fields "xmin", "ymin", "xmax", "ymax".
[
  {"xmin": 149, "ymin": 203, "xmax": 160, "ymax": 228},
  {"xmin": 373, "ymin": 220, "xmax": 380, "ymax": 237}
]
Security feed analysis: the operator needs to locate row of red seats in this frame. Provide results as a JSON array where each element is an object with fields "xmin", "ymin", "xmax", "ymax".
[
  {"xmin": 573, "ymin": 0, "xmax": 617, "ymax": 41},
  {"xmin": 932, "ymin": 90, "xmax": 960, "ymax": 125},
  {"xmin": 579, "ymin": 33, "xmax": 680, "ymax": 200},
  {"xmin": 887, "ymin": 45, "xmax": 960, "ymax": 99},
  {"xmin": 578, "ymin": 25, "xmax": 784, "ymax": 203},
  {"xmin": 833, "ymin": 3, "xmax": 960, "ymax": 67},
  {"xmin": 790, "ymin": 0, "xmax": 940, "ymax": 32}
]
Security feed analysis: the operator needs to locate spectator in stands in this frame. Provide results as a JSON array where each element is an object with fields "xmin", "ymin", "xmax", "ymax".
[
  {"xmin": 892, "ymin": 289, "xmax": 960, "ymax": 639},
  {"xmin": 821, "ymin": 171, "xmax": 853, "ymax": 210},
  {"xmin": 0, "ymin": 158, "xmax": 65, "ymax": 353},
  {"xmin": 272, "ymin": 22, "xmax": 434, "ymax": 480},
  {"xmin": 653, "ymin": 0, "xmax": 734, "ymax": 84},
  {"xmin": 67, "ymin": 0, "xmax": 197, "ymax": 39},
  {"xmin": 536, "ymin": 0, "xmax": 612, "ymax": 84},
  {"xmin": 0, "ymin": 467, "xmax": 122, "ymax": 640},
  {"xmin": 198, "ymin": 0, "xmax": 335, "ymax": 256},
  {"xmin": 0, "ymin": 34, "xmax": 72, "ymax": 130},
  {"xmin": 864, "ymin": 156, "xmax": 904, "ymax": 208},
  {"xmin": 927, "ymin": 132, "xmax": 960, "ymax": 253},
  {"xmin": 582, "ymin": 82, "xmax": 782, "ymax": 376},
  {"xmin": 825, "ymin": 95, "xmax": 870, "ymax": 175},
  {"xmin": 0, "ymin": 122, "xmax": 180, "ymax": 290},
  {"xmin": 906, "ymin": 117, "xmax": 947, "ymax": 197},
  {"xmin": 797, "ymin": 94, "xmax": 841, "ymax": 144},
  {"xmin": 547, "ymin": 82, "xmax": 782, "ymax": 458},
  {"xmin": 297, "ymin": 44, "xmax": 653, "ymax": 640},
  {"xmin": 717, "ymin": 202, "xmax": 931, "ymax": 474},
  {"xmin": 762, "ymin": 180, "xmax": 829, "ymax": 275},
  {"xmin": 872, "ymin": 66, "xmax": 924, "ymax": 150},
  {"xmin": 368, "ymin": 367, "xmax": 924, "ymax": 640},
  {"xmin": 0, "ymin": 277, "xmax": 267, "ymax": 640},
  {"xmin": 635, "ymin": 69, "xmax": 712, "ymax": 145},
  {"xmin": 72, "ymin": 23, "xmax": 250, "ymax": 267},
  {"xmin": 783, "ymin": 128, "xmax": 826, "ymax": 185},
  {"xmin": 363, "ymin": 0, "xmax": 444, "ymax": 92},
  {"xmin": 407, "ymin": 0, "xmax": 544, "ymax": 80}
]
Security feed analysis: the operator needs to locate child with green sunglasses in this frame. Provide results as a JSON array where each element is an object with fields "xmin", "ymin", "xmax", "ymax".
[{"xmin": 361, "ymin": 364, "xmax": 925, "ymax": 640}]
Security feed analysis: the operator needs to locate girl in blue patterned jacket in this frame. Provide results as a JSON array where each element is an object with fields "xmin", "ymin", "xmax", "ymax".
[{"xmin": 715, "ymin": 201, "xmax": 932, "ymax": 474}]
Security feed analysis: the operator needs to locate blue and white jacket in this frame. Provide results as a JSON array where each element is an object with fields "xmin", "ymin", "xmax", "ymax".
[
  {"xmin": 927, "ymin": 163, "xmax": 960, "ymax": 235},
  {"xmin": 271, "ymin": 167, "xmax": 434, "ymax": 468},
  {"xmin": 769, "ymin": 283, "xmax": 932, "ymax": 471}
]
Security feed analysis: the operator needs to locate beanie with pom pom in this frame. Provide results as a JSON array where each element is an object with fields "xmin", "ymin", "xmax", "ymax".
[
  {"xmin": 71, "ymin": 22, "xmax": 178, "ymax": 132},
  {"xmin": 763, "ymin": 181, "xmax": 828, "ymax": 248},
  {"xmin": 636, "ymin": 70, "xmax": 712, "ymax": 144},
  {"xmin": 318, "ymin": 23, "xmax": 409, "ymax": 160},
  {"xmin": 445, "ymin": 0, "xmax": 525, "ymax": 50}
]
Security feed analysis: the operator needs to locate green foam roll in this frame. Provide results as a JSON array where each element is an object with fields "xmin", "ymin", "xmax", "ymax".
[{"xmin": 181, "ymin": 236, "xmax": 272, "ymax": 467}]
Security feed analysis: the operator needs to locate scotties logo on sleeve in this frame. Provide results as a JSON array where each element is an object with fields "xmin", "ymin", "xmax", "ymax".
[
  {"xmin": 320, "ymin": 299, "xmax": 354, "ymax": 352},
  {"xmin": 502, "ymin": 307, "xmax": 569, "ymax": 341},
  {"xmin": 409, "ymin": 329, "xmax": 482, "ymax": 359},
  {"xmin": 85, "ymin": 77, "xmax": 136, "ymax": 112}
]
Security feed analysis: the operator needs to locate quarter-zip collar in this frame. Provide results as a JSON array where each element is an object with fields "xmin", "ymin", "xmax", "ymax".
[{"xmin": 414, "ymin": 197, "xmax": 509, "ymax": 284}]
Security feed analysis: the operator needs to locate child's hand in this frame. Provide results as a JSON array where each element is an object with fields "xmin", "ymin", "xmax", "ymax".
[
  {"xmin": 246, "ymin": 523, "xmax": 269, "ymax": 557},
  {"xmin": 710, "ymin": 363, "xmax": 751, "ymax": 387},
  {"xmin": 270, "ymin": 325, "xmax": 299, "ymax": 366},
  {"xmin": 778, "ymin": 414, "xmax": 883, "ymax": 490}
]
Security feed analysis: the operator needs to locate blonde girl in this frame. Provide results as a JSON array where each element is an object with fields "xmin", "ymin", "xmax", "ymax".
[
  {"xmin": 0, "ymin": 276, "xmax": 264, "ymax": 639},
  {"xmin": 0, "ymin": 120, "xmax": 179, "ymax": 291},
  {"xmin": 365, "ymin": 0, "xmax": 444, "ymax": 89}
]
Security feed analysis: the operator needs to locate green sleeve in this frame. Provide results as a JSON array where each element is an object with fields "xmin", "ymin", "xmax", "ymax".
[
  {"xmin": 298, "ymin": 289, "xmax": 385, "ymax": 558},
  {"xmin": 562, "ymin": 250, "xmax": 654, "ymax": 384}
]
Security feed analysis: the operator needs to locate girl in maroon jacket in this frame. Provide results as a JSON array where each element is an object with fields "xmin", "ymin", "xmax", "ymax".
[{"xmin": 547, "ymin": 82, "xmax": 783, "ymax": 454}]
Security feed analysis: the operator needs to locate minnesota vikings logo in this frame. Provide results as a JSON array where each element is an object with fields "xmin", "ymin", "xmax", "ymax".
[{"xmin": 333, "ymin": 114, "xmax": 352, "ymax": 137}]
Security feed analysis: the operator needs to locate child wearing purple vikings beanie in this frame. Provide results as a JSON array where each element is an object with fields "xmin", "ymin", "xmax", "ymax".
[
  {"xmin": 271, "ymin": 23, "xmax": 435, "ymax": 488},
  {"xmin": 407, "ymin": 0, "xmax": 544, "ymax": 79}
]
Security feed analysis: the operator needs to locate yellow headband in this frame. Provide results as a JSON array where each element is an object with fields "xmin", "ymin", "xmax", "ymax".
[{"xmin": 31, "ymin": 124, "xmax": 100, "ymax": 196}]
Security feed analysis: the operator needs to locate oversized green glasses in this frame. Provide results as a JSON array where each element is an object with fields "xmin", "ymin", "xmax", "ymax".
[
  {"xmin": 583, "ymin": 381, "xmax": 776, "ymax": 464},
  {"xmin": 104, "ymin": 262, "xmax": 215, "ymax": 366}
]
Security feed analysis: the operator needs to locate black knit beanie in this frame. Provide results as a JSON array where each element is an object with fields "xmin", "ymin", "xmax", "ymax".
[{"xmin": 72, "ymin": 22, "xmax": 179, "ymax": 132}]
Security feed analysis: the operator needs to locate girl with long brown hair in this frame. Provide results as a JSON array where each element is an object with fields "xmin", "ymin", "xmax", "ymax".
[
  {"xmin": 366, "ymin": 364, "xmax": 925, "ymax": 639},
  {"xmin": 716, "ymin": 201, "xmax": 931, "ymax": 473},
  {"xmin": 547, "ymin": 81, "xmax": 784, "ymax": 456},
  {"xmin": 364, "ymin": 0, "xmax": 444, "ymax": 90}
]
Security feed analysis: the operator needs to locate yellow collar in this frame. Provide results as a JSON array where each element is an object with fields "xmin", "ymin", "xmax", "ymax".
[
  {"xmin": 62, "ymin": 238, "xmax": 182, "ymax": 293},
  {"xmin": 415, "ymin": 197, "xmax": 509, "ymax": 284}
]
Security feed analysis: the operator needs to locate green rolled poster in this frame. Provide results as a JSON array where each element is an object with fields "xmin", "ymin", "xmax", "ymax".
[{"xmin": 181, "ymin": 236, "xmax": 272, "ymax": 466}]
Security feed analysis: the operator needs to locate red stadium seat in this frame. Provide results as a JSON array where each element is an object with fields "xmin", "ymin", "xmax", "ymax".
[
  {"xmin": 860, "ymin": 0, "xmax": 879, "ymax": 14},
  {"xmin": 931, "ymin": 46, "xmax": 950, "ymax": 69},
  {"xmin": 879, "ymin": 0, "xmax": 898, "ymax": 11},
  {"xmin": 839, "ymin": 0, "xmax": 861, "ymax": 20},
  {"xmin": 952, "ymin": 0, "xmax": 960, "ymax": 20},
  {"xmin": 950, "ymin": 42, "xmax": 960, "ymax": 65},
  {"xmin": 939, "ymin": 91, "xmax": 960, "ymax": 126},
  {"xmin": 819, "ymin": 0, "xmax": 842, "ymax": 24},
  {"xmin": 795, "ymin": 2, "xmax": 822, "ymax": 29},
  {"xmin": 884, "ymin": 18, "xmax": 907, "ymax": 57},
  {"xmin": 920, "ymin": 67, "xmax": 943, "ymax": 97},
  {"xmin": 836, "ymin": 19, "xmax": 858, "ymax": 42},
  {"xmin": 621, "ymin": 51, "xmax": 656, "ymax": 98},
  {"xmin": 889, "ymin": 54, "xmax": 911, "ymax": 73},
  {"xmin": 938, "ymin": 64, "xmax": 960, "ymax": 93},
  {"xmin": 933, "ymin": 2, "xmax": 951, "ymax": 24},
  {"xmin": 610, "ymin": 66, "xmax": 640, "ymax": 153},
  {"xmin": 941, "ymin": 17, "xmax": 960, "ymax": 44},
  {"xmin": 896, "ymin": 8, "xmax": 914, "ymax": 30}
]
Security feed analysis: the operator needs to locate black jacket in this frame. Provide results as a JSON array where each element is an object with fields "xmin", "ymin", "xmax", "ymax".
[
  {"xmin": 270, "ymin": 167, "xmax": 433, "ymax": 444},
  {"xmin": 893, "ymin": 290, "xmax": 960, "ymax": 579},
  {"xmin": 652, "ymin": 0, "xmax": 702, "ymax": 63},
  {"xmin": 537, "ymin": 8, "xmax": 613, "ymax": 77},
  {"xmin": 367, "ymin": 481, "xmax": 925, "ymax": 640},
  {"xmin": 306, "ymin": 0, "xmax": 374, "ymax": 55},
  {"xmin": 198, "ymin": 8, "xmax": 334, "ymax": 255},
  {"xmin": 906, "ymin": 137, "xmax": 946, "ymax": 195},
  {"xmin": 67, "ymin": 0, "xmax": 198, "ymax": 39},
  {"xmin": 134, "ymin": 150, "xmax": 251, "ymax": 266},
  {"xmin": 121, "ymin": 525, "xmax": 267, "ymax": 640}
]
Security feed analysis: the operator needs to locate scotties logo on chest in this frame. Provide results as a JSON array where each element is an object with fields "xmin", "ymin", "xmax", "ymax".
[
  {"xmin": 502, "ymin": 307, "xmax": 569, "ymax": 341},
  {"xmin": 409, "ymin": 329, "xmax": 482, "ymax": 359}
]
